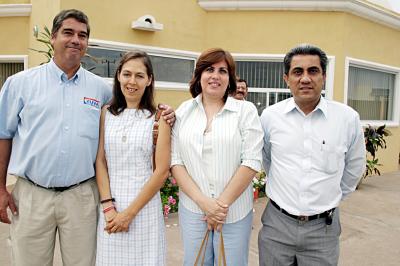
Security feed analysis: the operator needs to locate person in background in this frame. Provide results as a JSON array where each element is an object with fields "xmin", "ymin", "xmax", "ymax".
[
  {"xmin": 95, "ymin": 51, "xmax": 170, "ymax": 265},
  {"xmin": 258, "ymin": 44, "xmax": 366, "ymax": 266},
  {"xmin": 233, "ymin": 77, "xmax": 248, "ymax": 100},
  {"xmin": 171, "ymin": 48, "xmax": 263, "ymax": 265}
]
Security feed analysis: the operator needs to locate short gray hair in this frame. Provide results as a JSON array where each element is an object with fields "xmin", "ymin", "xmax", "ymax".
[{"xmin": 51, "ymin": 9, "xmax": 90, "ymax": 37}]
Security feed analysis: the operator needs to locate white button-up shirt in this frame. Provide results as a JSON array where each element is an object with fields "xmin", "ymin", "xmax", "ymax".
[
  {"xmin": 261, "ymin": 97, "xmax": 366, "ymax": 216},
  {"xmin": 171, "ymin": 95, "xmax": 263, "ymax": 223}
]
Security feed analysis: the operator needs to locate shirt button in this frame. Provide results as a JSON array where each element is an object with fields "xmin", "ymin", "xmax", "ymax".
[
  {"xmin": 64, "ymin": 126, "xmax": 69, "ymax": 131},
  {"xmin": 66, "ymin": 104, "xmax": 70, "ymax": 107},
  {"xmin": 61, "ymin": 150, "xmax": 66, "ymax": 154}
]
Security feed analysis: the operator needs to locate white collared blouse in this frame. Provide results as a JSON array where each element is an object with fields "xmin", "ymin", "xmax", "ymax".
[{"xmin": 171, "ymin": 94, "xmax": 264, "ymax": 223}]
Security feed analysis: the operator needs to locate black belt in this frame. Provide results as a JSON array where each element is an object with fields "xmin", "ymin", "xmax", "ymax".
[
  {"xmin": 270, "ymin": 199, "xmax": 335, "ymax": 222},
  {"xmin": 25, "ymin": 176, "xmax": 93, "ymax": 192}
]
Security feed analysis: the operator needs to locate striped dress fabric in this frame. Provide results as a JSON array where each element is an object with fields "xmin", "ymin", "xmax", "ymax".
[{"xmin": 96, "ymin": 109, "xmax": 165, "ymax": 266}]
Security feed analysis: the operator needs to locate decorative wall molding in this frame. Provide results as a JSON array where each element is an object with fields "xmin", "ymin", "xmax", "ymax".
[
  {"xmin": 198, "ymin": 0, "xmax": 400, "ymax": 30},
  {"xmin": 0, "ymin": 4, "xmax": 32, "ymax": 17}
]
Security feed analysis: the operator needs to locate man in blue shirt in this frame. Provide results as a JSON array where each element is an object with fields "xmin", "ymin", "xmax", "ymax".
[{"xmin": 0, "ymin": 9, "xmax": 174, "ymax": 266}]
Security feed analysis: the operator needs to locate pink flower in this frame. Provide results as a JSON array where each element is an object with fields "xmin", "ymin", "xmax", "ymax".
[
  {"xmin": 168, "ymin": 196, "xmax": 176, "ymax": 205},
  {"xmin": 163, "ymin": 205, "xmax": 171, "ymax": 217},
  {"xmin": 170, "ymin": 177, "xmax": 177, "ymax": 185}
]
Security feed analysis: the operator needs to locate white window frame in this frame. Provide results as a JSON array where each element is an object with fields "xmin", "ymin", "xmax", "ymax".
[
  {"xmin": 89, "ymin": 39, "xmax": 198, "ymax": 91},
  {"xmin": 0, "ymin": 55, "xmax": 28, "ymax": 88},
  {"xmin": 344, "ymin": 57, "xmax": 400, "ymax": 127},
  {"xmin": 232, "ymin": 53, "xmax": 335, "ymax": 103},
  {"xmin": 0, "ymin": 55, "xmax": 28, "ymax": 69}
]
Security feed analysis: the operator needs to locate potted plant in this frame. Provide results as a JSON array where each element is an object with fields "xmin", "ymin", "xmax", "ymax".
[
  {"xmin": 358, "ymin": 124, "xmax": 391, "ymax": 188},
  {"xmin": 252, "ymin": 171, "xmax": 266, "ymax": 200}
]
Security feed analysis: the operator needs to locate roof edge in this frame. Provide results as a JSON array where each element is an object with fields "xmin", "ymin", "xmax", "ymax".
[
  {"xmin": 198, "ymin": 0, "xmax": 400, "ymax": 30},
  {"xmin": 0, "ymin": 4, "xmax": 32, "ymax": 17}
]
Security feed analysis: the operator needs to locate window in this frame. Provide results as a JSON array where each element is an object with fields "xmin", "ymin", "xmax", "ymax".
[
  {"xmin": 0, "ymin": 56, "xmax": 27, "ymax": 88},
  {"xmin": 345, "ymin": 57, "xmax": 400, "ymax": 125},
  {"xmin": 234, "ymin": 56, "xmax": 333, "ymax": 115},
  {"xmin": 81, "ymin": 43, "xmax": 196, "ymax": 88}
]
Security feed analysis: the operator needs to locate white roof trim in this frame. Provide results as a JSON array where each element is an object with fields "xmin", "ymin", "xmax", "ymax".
[
  {"xmin": 198, "ymin": 0, "xmax": 400, "ymax": 30},
  {"xmin": 0, "ymin": 4, "xmax": 32, "ymax": 17}
]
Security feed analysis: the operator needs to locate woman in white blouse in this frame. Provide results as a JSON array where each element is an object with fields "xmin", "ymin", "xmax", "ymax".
[{"xmin": 171, "ymin": 48, "xmax": 264, "ymax": 265}]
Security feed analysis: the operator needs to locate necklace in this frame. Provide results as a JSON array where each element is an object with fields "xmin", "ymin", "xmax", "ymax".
[
  {"xmin": 204, "ymin": 117, "xmax": 214, "ymax": 135},
  {"xmin": 120, "ymin": 109, "xmax": 138, "ymax": 142}
]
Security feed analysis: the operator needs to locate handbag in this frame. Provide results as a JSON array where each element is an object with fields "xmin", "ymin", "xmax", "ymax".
[
  {"xmin": 152, "ymin": 107, "xmax": 162, "ymax": 170},
  {"xmin": 194, "ymin": 229, "xmax": 227, "ymax": 266}
]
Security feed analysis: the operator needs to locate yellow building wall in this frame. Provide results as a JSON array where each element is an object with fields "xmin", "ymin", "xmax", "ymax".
[
  {"xmin": 376, "ymin": 127, "xmax": 400, "ymax": 173},
  {"xmin": 28, "ymin": 0, "xmax": 60, "ymax": 67},
  {"xmin": 155, "ymin": 90, "xmax": 191, "ymax": 110},
  {"xmin": 0, "ymin": 17, "xmax": 29, "ymax": 54},
  {"xmin": 341, "ymin": 14, "xmax": 400, "ymax": 174},
  {"xmin": 0, "ymin": 0, "xmax": 30, "ymax": 4},
  {"xmin": 60, "ymin": 0, "xmax": 207, "ymax": 52}
]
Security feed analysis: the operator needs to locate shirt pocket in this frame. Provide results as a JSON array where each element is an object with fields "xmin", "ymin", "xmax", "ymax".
[
  {"xmin": 321, "ymin": 143, "xmax": 346, "ymax": 174},
  {"xmin": 78, "ymin": 106, "xmax": 100, "ymax": 139}
]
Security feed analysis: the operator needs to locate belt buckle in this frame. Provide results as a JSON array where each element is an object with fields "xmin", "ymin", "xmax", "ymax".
[{"xmin": 298, "ymin": 215, "xmax": 309, "ymax": 222}]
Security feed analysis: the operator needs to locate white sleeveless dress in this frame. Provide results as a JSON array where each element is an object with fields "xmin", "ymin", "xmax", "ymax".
[{"xmin": 96, "ymin": 109, "xmax": 166, "ymax": 266}]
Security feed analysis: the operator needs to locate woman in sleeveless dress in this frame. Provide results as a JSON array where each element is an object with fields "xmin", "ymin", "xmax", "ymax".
[{"xmin": 95, "ymin": 51, "xmax": 171, "ymax": 265}]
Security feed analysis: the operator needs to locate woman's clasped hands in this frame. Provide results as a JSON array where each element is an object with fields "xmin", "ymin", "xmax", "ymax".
[
  {"xmin": 199, "ymin": 197, "xmax": 228, "ymax": 231},
  {"xmin": 104, "ymin": 209, "xmax": 134, "ymax": 234}
]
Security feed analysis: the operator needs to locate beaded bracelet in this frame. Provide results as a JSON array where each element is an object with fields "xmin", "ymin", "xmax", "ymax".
[
  {"xmin": 102, "ymin": 205, "xmax": 115, "ymax": 214},
  {"xmin": 100, "ymin": 198, "xmax": 115, "ymax": 204}
]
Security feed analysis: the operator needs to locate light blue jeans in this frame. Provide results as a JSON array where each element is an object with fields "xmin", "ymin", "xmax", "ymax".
[{"xmin": 179, "ymin": 203, "xmax": 253, "ymax": 266}]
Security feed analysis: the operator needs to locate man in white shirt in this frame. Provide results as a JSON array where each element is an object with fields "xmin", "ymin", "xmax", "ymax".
[
  {"xmin": 233, "ymin": 78, "xmax": 248, "ymax": 100},
  {"xmin": 258, "ymin": 44, "xmax": 366, "ymax": 266}
]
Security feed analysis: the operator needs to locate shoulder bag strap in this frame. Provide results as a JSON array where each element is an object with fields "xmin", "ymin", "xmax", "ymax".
[
  {"xmin": 152, "ymin": 108, "xmax": 162, "ymax": 170},
  {"xmin": 194, "ymin": 230, "xmax": 210, "ymax": 265},
  {"xmin": 218, "ymin": 230, "xmax": 227, "ymax": 266}
]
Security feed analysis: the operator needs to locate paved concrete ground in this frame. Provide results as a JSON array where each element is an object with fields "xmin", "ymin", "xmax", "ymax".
[{"xmin": 1, "ymin": 171, "xmax": 399, "ymax": 265}]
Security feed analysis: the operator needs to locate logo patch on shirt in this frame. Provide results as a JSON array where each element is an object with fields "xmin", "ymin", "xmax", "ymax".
[{"xmin": 83, "ymin": 97, "xmax": 100, "ymax": 109}]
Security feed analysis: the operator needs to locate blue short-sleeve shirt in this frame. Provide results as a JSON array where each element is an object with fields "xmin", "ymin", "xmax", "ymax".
[{"xmin": 0, "ymin": 60, "xmax": 112, "ymax": 187}]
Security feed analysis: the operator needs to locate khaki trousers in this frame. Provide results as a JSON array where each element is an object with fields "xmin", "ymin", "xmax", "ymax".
[{"xmin": 10, "ymin": 177, "xmax": 99, "ymax": 266}]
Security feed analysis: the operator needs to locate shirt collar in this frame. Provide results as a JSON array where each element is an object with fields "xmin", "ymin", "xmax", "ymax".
[
  {"xmin": 283, "ymin": 96, "xmax": 328, "ymax": 118},
  {"xmin": 193, "ymin": 94, "xmax": 239, "ymax": 113},
  {"xmin": 49, "ymin": 59, "xmax": 81, "ymax": 84}
]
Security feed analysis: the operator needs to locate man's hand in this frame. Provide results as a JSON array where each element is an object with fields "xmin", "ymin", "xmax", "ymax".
[
  {"xmin": 0, "ymin": 188, "xmax": 17, "ymax": 224},
  {"xmin": 158, "ymin": 104, "xmax": 175, "ymax": 127}
]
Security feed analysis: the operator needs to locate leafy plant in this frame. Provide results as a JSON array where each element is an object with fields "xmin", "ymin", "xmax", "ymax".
[
  {"xmin": 252, "ymin": 171, "xmax": 266, "ymax": 190},
  {"xmin": 30, "ymin": 25, "xmax": 98, "ymax": 68},
  {"xmin": 363, "ymin": 124, "xmax": 391, "ymax": 177},
  {"xmin": 30, "ymin": 26, "xmax": 54, "ymax": 64}
]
